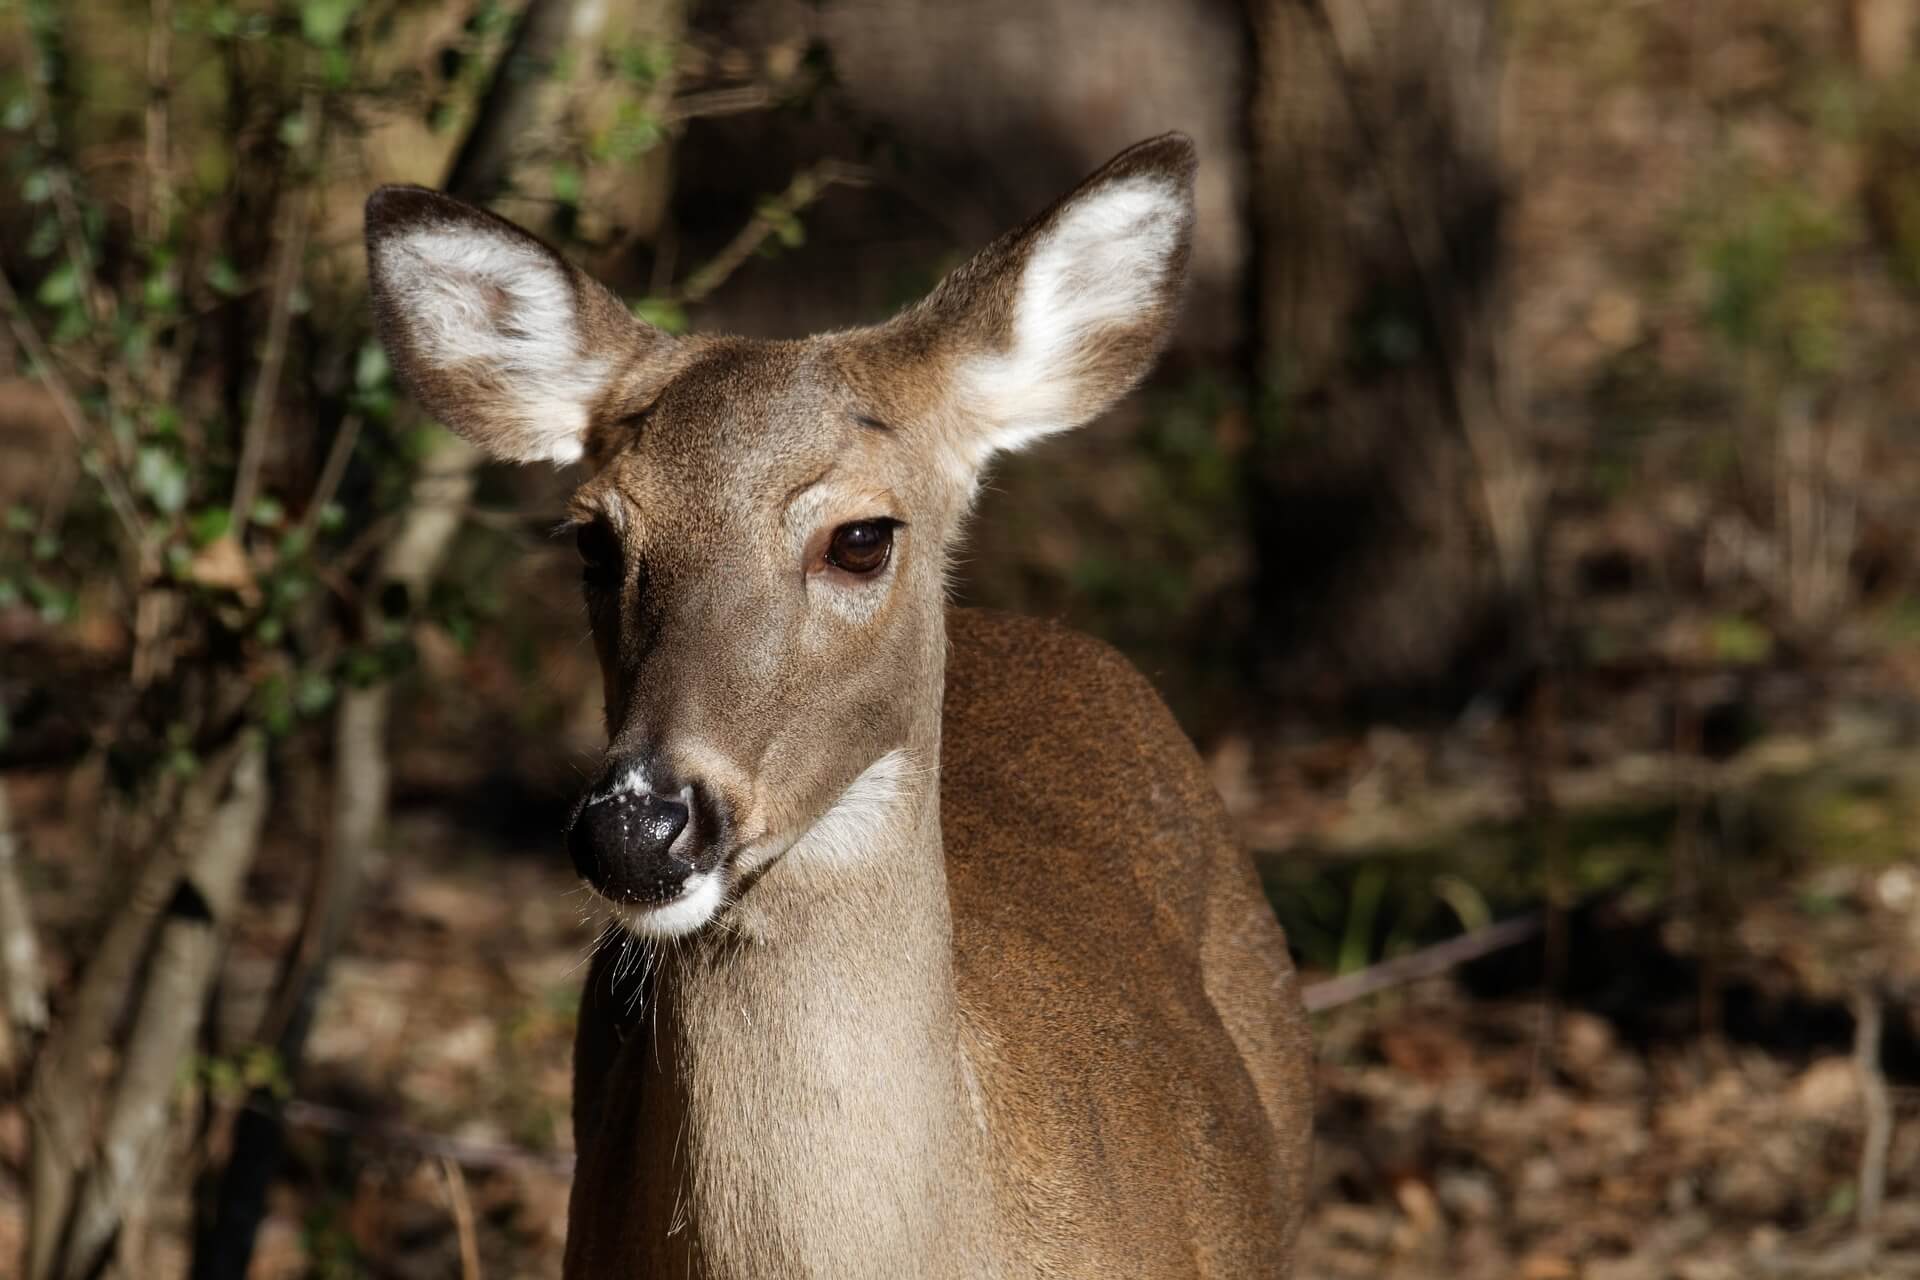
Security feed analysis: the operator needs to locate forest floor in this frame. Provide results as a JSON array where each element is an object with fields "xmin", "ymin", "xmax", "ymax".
[{"xmin": 5, "ymin": 684, "xmax": 1920, "ymax": 1280}]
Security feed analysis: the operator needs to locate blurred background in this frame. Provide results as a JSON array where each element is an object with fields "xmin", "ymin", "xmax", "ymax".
[{"xmin": 4, "ymin": 0, "xmax": 1920, "ymax": 1275}]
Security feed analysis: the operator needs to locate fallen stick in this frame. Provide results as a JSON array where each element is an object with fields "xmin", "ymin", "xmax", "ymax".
[{"xmin": 1302, "ymin": 912, "xmax": 1542, "ymax": 1013}]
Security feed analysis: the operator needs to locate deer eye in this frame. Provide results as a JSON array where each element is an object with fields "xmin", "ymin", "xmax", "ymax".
[
  {"xmin": 576, "ymin": 521, "xmax": 620, "ymax": 589},
  {"xmin": 824, "ymin": 520, "xmax": 897, "ymax": 575}
]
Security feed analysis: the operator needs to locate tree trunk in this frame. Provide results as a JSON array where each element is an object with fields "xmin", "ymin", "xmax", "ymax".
[{"xmin": 1244, "ymin": 0, "xmax": 1525, "ymax": 708}]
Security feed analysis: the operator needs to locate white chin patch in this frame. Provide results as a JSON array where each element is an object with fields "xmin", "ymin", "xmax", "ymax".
[{"xmin": 612, "ymin": 870, "xmax": 725, "ymax": 939}]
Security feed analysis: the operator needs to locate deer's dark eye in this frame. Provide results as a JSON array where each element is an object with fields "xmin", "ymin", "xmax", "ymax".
[
  {"xmin": 825, "ymin": 520, "xmax": 897, "ymax": 575},
  {"xmin": 576, "ymin": 522, "xmax": 620, "ymax": 589}
]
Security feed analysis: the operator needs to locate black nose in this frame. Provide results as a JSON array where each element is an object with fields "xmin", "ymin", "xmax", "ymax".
[{"xmin": 568, "ymin": 789, "xmax": 692, "ymax": 903}]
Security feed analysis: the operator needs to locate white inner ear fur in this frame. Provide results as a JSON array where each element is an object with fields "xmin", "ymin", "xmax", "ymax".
[
  {"xmin": 959, "ymin": 175, "xmax": 1184, "ymax": 462},
  {"xmin": 379, "ymin": 226, "xmax": 610, "ymax": 465}
]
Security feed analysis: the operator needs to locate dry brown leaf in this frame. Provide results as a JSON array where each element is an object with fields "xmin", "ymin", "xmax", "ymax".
[{"xmin": 187, "ymin": 534, "xmax": 260, "ymax": 605}]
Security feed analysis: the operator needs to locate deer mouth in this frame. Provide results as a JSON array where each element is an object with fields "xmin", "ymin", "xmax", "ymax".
[{"xmin": 607, "ymin": 869, "xmax": 728, "ymax": 940}]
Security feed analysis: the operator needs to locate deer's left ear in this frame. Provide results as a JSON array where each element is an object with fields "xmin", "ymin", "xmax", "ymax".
[
  {"xmin": 878, "ymin": 133, "xmax": 1195, "ymax": 469},
  {"xmin": 364, "ymin": 185, "xmax": 674, "ymax": 466}
]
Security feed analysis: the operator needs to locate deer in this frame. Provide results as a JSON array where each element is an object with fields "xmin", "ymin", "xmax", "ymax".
[{"xmin": 364, "ymin": 133, "xmax": 1314, "ymax": 1278}]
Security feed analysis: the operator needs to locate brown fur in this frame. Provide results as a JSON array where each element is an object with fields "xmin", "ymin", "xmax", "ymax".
[{"xmin": 365, "ymin": 134, "xmax": 1314, "ymax": 1277}]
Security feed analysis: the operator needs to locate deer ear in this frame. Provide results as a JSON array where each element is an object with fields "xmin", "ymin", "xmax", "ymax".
[
  {"xmin": 887, "ymin": 134, "xmax": 1195, "ymax": 469},
  {"xmin": 364, "ymin": 186, "xmax": 671, "ymax": 465}
]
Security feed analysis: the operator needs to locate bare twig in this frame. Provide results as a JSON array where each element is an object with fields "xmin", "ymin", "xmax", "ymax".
[
  {"xmin": 229, "ymin": 87, "xmax": 320, "ymax": 538},
  {"xmin": 0, "ymin": 264, "xmax": 143, "ymax": 543},
  {"xmin": 1301, "ymin": 913, "xmax": 1542, "ymax": 1012},
  {"xmin": 659, "ymin": 84, "xmax": 772, "ymax": 125},
  {"xmin": 1852, "ymin": 988, "xmax": 1891, "ymax": 1230},
  {"xmin": 675, "ymin": 161, "xmax": 870, "ymax": 305},
  {"xmin": 441, "ymin": 1158, "xmax": 484, "ymax": 1280},
  {"xmin": 0, "ymin": 774, "xmax": 50, "ymax": 1058},
  {"xmin": 296, "ymin": 413, "xmax": 361, "ymax": 544}
]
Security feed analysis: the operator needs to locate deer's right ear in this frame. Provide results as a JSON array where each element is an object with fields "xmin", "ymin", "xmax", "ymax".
[{"xmin": 364, "ymin": 185, "xmax": 672, "ymax": 465}]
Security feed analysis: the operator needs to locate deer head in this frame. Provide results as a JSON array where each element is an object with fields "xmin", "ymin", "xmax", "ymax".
[{"xmin": 364, "ymin": 135, "xmax": 1195, "ymax": 939}]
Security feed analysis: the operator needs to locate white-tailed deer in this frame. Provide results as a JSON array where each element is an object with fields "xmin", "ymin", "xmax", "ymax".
[{"xmin": 365, "ymin": 134, "xmax": 1313, "ymax": 1277}]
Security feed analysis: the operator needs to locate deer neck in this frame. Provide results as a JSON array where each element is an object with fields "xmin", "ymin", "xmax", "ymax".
[{"xmin": 656, "ymin": 711, "xmax": 998, "ymax": 1275}]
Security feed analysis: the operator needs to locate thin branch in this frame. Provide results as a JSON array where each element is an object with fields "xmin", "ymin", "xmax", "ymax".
[
  {"xmin": 0, "ymin": 773, "xmax": 50, "ymax": 1057},
  {"xmin": 296, "ymin": 413, "xmax": 361, "ymax": 544},
  {"xmin": 441, "ymin": 1158, "xmax": 484, "ymax": 1280},
  {"xmin": 658, "ymin": 84, "xmax": 772, "ymax": 125},
  {"xmin": 1852, "ymin": 988, "xmax": 1891, "ymax": 1230},
  {"xmin": 229, "ymin": 87, "xmax": 320, "ymax": 538},
  {"xmin": 0, "ymin": 264, "xmax": 143, "ymax": 544},
  {"xmin": 1301, "ymin": 913, "xmax": 1542, "ymax": 1013},
  {"xmin": 675, "ymin": 161, "xmax": 869, "ymax": 305}
]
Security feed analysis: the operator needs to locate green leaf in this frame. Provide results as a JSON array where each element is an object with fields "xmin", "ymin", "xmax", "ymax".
[
  {"xmin": 1709, "ymin": 615, "xmax": 1774, "ymax": 665},
  {"xmin": 21, "ymin": 170, "xmax": 52, "ymax": 204},
  {"xmin": 630, "ymin": 297, "xmax": 689, "ymax": 334},
  {"xmin": 293, "ymin": 671, "xmax": 335, "ymax": 716},
  {"xmin": 188, "ymin": 507, "xmax": 231, "ymax": 547},
  {"xmin": 277, "ymin": 111, "xmax": 311, "ymax": 150},
  {"xmin": 324, "ymin": 45, "xmax": 352, "ymax": 88},
  {"xmin": 251, "ymin": 496, "xmax": 285, "ymax": 528},
  {"xmin": 2, "ymin": 93, "xmax": 31, "ymax": 132},
  {"xmin": 550, "ymin": 163, "xmax": 582, "ymax": 206},
  {"xmin": 143, "ymin": 269, "xmax": 179, "ymax": 313},
  {"xmin": 35, "ymin": 262, "xmax": 77, "ymax": 307},
  {"xmin": 205, "ymin": 257, "xmax": 245, "ymax": 296},
  {"xmin": 135, "ymin": 445, "xmax": 190, "ymax": 515},
  {"xmin": 353, "ymin": 342, "xmax": 390, "ymax": 392},
  {"xmin": 299, "ymin": 0, "xmax": 361, "ymax": 47},
  {"xmin": 256, "ymin": 673, "xmax": 294, "ymax": 736},
  {"xmin": 50, "ymin": 307, "xmax": 87, "ymax": 346},
  {"xmin": 4, "ymin": 505, "xmax": 32, "ymax": 533},
  {"xmin": 22, "ymin": 575, "xmax": 74, "ymax": 624}
]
